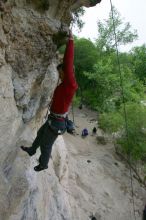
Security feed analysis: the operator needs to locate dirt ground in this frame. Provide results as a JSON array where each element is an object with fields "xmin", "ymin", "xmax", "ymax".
[{"xmin": 63, "ymin": 107, "xmax": 146, "ymax": 220}]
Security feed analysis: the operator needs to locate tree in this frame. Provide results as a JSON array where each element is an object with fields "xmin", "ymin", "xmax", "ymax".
[
  {"xmin": 99, "ymin": 102, "xmax": 146, "ymax": 161},
  {"xmin": 130, "ymin": 44, "xmax": 146, "ymax": 84},
  {"xmin": 96, "ymin": 7, "xmax": 138, "ymax": 51},
  {"xmin": 74, "ymin": 37, "xmax": 98, "ymax": 74},
  {"xmin": 74, "ymin": 37, "xmax": 99, "ymax": 99},
  {"xmin": 82, "ymin": 6, "xmax": 141, "ymax": 111},
  {"xmin": 83, "ymin": 52, "xmax": 144, "ymax": 111},
  {"xmin": 72, "ymin": 7, "xmax": 85, "ymax": 31}
]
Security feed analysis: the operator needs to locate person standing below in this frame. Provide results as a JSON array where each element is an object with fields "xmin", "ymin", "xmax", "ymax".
[
  {"xmin": 21, "ymin": 30, "xmax": 78, "ymax": 172},
  {"xmin": 92, "ymin": 127, "xmax": 97, "ymax": 135}
]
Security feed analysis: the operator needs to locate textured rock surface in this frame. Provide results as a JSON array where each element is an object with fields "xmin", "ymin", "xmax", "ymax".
[{"xmin": 1, "ymin": 1, "xmax": 145, "ymax": 220}]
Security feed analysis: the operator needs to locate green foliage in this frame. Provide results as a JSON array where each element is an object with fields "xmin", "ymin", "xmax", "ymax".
[
  {"xmin": 71, "ymin": 6, "xmax": 146, "ymax": 163},
  {"xmin": 72, "ymin": 95, "xmax": 81, "ymax": 107},
  {"xmin": 130, "ymin": 44, "xmax": 146, "ymax": 84},
  {"xmin": 72, "ymin": 7, "xmax": 85, "ymax": 31},
  {"xmin": 56, "ymin": 6, "xmax": 146, "ymax": 164},
  {"xmin": 99, "ymin": 103, "xmax": 146, "ymax": 161},
  {"xmin": 81, "ymin": 51, "xmax": 144, "ymax": 112},
  {"xmin": 74, "ymin": 37, "xmax": 98, "ymax": 74},
  {"xmin": 99, "ymin": 111, "xmax": 123, "ymax": 133},
  {"xmin": 73, "ymin": 7, "xmax": 142, "ymax": 111},
  {"xmin": 74, "ymin": 37, "xmax": 99, "ymax": 97},
  {"xmin": 96, "ymin": 7, "xmax": 138, "ymax": 51}
]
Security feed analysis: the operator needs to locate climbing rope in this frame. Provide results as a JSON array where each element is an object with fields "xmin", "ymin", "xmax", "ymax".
[
  {"xmin": 109, "ymin": 0, "xmax": 137, "ymax": 219},
  {"xmin": 71, "ymin": 102, "xmax": 75, "ymax": 124},
  {"xmin": 69, "ymin": 21, "xmax": 76, "ymax": 124}
]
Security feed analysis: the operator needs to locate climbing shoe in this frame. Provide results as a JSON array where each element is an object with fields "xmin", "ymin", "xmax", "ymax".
[
  {"xmin": 20, "ymin": 146, "xmax": 35, "ymax": 156},
  {"xmin": 34, "ymin": 164, "xmax": 48, "ymax": 172}
]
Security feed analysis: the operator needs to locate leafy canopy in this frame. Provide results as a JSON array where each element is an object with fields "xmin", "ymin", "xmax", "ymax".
[
  {"xmin": 99, "ymin": 103, "xmax": 146, "ymax": 161},
  {"xmin": 130, "ymin": 44, "xmax": 146, "ymax": 84},
  {"xmin": 96, "ymin": 7, "xmax": 138, "ymax": 51}
]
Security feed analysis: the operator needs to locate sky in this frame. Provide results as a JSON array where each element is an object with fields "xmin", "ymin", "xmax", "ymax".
[{"xmin": 73, "ymin": 0, "xmax": 146, "ymax": 51}]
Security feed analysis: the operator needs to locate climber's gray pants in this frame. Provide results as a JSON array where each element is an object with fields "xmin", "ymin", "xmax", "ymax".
[{"xmin": 30, "ymin": 116, "xmax": 66, "ymax": 167}]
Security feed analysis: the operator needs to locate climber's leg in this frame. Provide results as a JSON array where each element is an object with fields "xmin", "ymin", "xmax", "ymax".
[
  {"xmin": 20, "ymin": 122, "xmax": 48, "ymax": 156},
  {"xmin": 31, "ymin": 122, "xmax": 48, "ymax": 151},
  {"xmin": 34, "ymin": 124, "xmax": 58, "ymax": 172}
]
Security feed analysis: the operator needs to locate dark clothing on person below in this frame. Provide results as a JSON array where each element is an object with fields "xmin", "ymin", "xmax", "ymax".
[
  {"xmin": 82, "ymin": 128, "xmax": 88, "ymax": 137},
  {"xmin": 92, "ymin": 127, "xmax": 97, "ymax": 134},
  {"xmin": 28, "ymin": 115, "xmax": 66, "ymax": 167}
]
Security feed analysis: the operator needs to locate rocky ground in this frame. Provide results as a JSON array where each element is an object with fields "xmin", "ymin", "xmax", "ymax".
[
  {"xmin": 64, "ymin": 107, "xmax": 146, "ymax": 220},
  {"xmin": 1, "ymin": 105, "xmax": 146, "ymax": 220}
]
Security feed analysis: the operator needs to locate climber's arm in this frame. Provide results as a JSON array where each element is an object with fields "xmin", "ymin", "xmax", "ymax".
[{"xmin": 63, "ymin": 31, "xmax": 77, "ymax": 87}]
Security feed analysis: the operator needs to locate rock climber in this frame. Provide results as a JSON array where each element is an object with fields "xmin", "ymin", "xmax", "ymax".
[
  {"xmin": 21, "ymin": 30, "xmax": 78, "ymax": 172},
  {"xmin": 92, "ymin": 127, "xmax": 97, "ymax": 135}
]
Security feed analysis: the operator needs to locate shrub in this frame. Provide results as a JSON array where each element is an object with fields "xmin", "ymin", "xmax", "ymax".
[{"xmin": 99, "ymin": 102, "xmax": 146, "ymax": 161}]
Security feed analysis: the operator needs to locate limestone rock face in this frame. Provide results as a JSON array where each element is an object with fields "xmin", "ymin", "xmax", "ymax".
[
  {"xmin": 0, "ymin": 0, "xmax": 101, "ymax": 122},
  {"xmin": 2, "ymin": 1, "xmax": 145, "ymax": 220},
  {"xmin": 0, "ymin": 1, "xmax": 102, "ymax": 220}
]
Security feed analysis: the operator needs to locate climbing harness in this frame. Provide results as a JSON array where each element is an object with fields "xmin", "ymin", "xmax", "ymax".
[{"xmin": 109, "ymin": 0, "xmax": 137, "ymax": 219}]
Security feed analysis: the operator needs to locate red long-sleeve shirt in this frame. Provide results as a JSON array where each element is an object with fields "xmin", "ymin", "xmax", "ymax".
[{"xmin": 50, "ymin": 39, "xmax": 78, "ymax": 114}]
